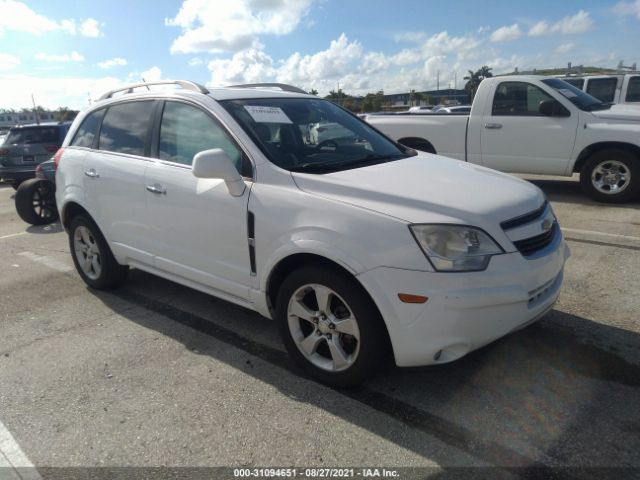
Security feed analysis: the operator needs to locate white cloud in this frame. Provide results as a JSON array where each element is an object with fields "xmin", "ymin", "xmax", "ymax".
[
  {"xmin": 0, "ymin": 52, "xmax": 20, "ymax": 70},
  {"xmin": 35, "ymin": 51, "xmax": 84, "ymax": 62},
  {"xmin": 188, "ymin": 57, "xmax": 204, "ymax": 66},
  {"xmin": 554, "ymin": 42, "xmax": 576, "ymax": 54},
  {"xmin": 166, "ymin": 0, "xmax": 314, "ymax": 54},
  {"xmin": 490, "ymin": 24, "xmax": 522, "ymax": 42},
  {"xmin": 208, "ymin": 46, "xmax": 276, "ymax": 86},
  {"xmin": 613, "ymin": 0, "xmax": 640, "ymax": 20},
  {"xmin": 0, "ymin": 1, "xmax": 104, "ymax": 37},
  {"xmin": 0, "ymin": 74, "xmax": 125, "ymax": 109},
  {"xmin": 528, "ymin": 10, "xmax": 593, "ymax": 36},
  {"xmin": 140, "ymin": 66, "xmax": 163, "ymax": 82},
  {"xmin": 98, "ymin": 57, "xmax": 127, "ymax": 69},
  {"xmin": 79, "ymin": 18, "xmax": 103, "ymax": 37}
]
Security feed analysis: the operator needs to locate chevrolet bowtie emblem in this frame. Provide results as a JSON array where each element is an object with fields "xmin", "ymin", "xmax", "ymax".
[{"xmin": 541, "ymin": 218, "xmax": 554, "ymax": 232}]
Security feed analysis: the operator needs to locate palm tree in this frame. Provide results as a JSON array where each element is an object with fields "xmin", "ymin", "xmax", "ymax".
[{"xmin": 464, "ymin": 66, "xmax": 493, "ymax": 101}]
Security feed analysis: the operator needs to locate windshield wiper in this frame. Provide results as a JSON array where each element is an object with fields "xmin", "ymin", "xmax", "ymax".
[{"xmin": 289, "ymin": 154, "xmax": 406, "ymax": 173}]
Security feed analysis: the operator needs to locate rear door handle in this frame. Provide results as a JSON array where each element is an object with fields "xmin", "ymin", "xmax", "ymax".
[
  {"xmin": 484, "ymin": 123, "xmax": 503, "ymax": 129},
  {"xmin": 145, "ymin": 183, "xmax": 167, "ymax": 195},
  {"xmin": 84, "ymin": 169, "xmax": 99, "ymax": 178}
]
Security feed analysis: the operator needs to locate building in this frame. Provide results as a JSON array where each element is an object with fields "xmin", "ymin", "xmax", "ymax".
[
  {"xmin": 0, "ymin": 110, "xmax": 59, "ymax": 129},
  {"xmin": 383, "ymin": 89, "xmax": 471, "ymax": 110}
]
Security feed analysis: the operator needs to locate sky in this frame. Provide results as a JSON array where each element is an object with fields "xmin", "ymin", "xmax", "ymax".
[{"xmin": 0, "ymin": 0, "xmax": 639, "ymax": 110}]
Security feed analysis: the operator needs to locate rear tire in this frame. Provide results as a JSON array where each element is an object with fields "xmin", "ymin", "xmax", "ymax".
[
  {"xmin": 579, "ymin": 149, "xmax": 639, "ymax": 203},
  {"xmin": 15, "ymin": 179, "xmax": 58, "ymax": 225},
  {"xmin": 275, "ymin": 265, "xmax": 388, "ymax": 387},
  {"xmin": 68, "ymin": 214, "xmax": 128, "ymax": 289}
]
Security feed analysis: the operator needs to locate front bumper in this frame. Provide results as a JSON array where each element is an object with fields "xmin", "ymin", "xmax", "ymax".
[{"xmin": 357, "ymin": 236, "xmax": 570, "ymax": 367}]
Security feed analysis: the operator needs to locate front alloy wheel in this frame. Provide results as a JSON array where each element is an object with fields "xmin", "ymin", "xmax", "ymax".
[
  {"xmin": 287, "ymin": 284, "xmax": 360, "ymax": 372},
  {"xmin": 276, "ymin": 266, "xmax": 388, "ymax": 387}
]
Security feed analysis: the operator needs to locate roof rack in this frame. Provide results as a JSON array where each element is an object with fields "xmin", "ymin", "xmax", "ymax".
[
  {"xmin": 98, "ymin": 80, "xmax": 209, "ymax": 101},
  {"xmin": 227, "ymin": 83, "xmax": 308, "ymax": 94}
]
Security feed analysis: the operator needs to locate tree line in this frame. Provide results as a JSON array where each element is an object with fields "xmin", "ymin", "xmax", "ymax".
[{"xmin": 308, "ymin": 65, "xmax": 494, "ymax": 113}]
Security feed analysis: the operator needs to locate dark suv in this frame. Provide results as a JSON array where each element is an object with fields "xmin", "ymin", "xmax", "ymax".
[{"xmin": 0, "ymin": 122, "xmax": 70, "ymax": 188}]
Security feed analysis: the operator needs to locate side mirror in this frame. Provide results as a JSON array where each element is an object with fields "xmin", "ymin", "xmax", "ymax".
[
  {"xmin": 192, "ymin": 148, "xmax": 245, "ymax": 197},
  {"xmin": 539, "ymin": 99, "xmax": 570, "ymax": 117}
]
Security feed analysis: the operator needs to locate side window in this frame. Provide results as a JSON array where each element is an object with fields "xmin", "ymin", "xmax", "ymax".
[
  {"xmin": 159, "ymin": 101, "xmax": 245, "ymax": 174},
  {"xmin": 585, "ymin": 78, "xmax": 617, "ymax": 103},
  {"xmin": 626, "ymin": 77, "xmax": 640, "ymax": 102},
  {"xmin": 492, "ymin": 82, "xmax": 555, "ymax": 116},
  {"xmin": 70, "ymin": 109, "xmax": 104, "ymax": 148},
  {"xmin": 98, "ymin": 101, "xmax": 155, "ymax": 156},
  {"xmin": 564, "ymin": 78, "xmax": 584, "ymax": 90}
]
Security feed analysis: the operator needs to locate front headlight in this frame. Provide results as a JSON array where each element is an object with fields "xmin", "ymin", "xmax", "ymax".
[{"xmin": 410, "ymin": 224, "xmax": 504, "ymax": 272}]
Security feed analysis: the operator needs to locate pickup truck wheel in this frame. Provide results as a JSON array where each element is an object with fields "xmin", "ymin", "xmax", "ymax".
[
  {"xmin": 580, "ymin": 149, "xmax": 639, "ymax": 203},
  {"xmin": 15, "ymin": 179, "xmax": 58, "ymax": 225},
  {"xmin": 69, "ymin": 214, "xmax": 128, "ymax": 289},
  {"xmin": 276, "ymin": 266, "xmax": 387, "ymax": 387}
]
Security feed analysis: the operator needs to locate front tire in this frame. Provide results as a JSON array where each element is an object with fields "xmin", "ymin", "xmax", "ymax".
[
  {"xmin": 68, "ymin": 214, "xmax": 128, "ymax": 289},
  {"xmin": 580, "ymin": 149, "xmax": 639, "ymax": 203},
  {"xmin": 15, "ymin": 179, "xmax": 58, "ymax": 225},
  {"xmin": 276, "ymin": 265, "xmax": 388, "ymax": 387}
]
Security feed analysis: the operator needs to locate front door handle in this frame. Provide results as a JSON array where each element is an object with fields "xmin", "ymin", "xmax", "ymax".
[
  {"xmin": 146, "ymin": 183, "xmax": 167, "ymax": 195},
  {"xmin": 484, "ymin": 123, "xmax": 503, "ymax": 129},
  {"xmin": 84, "ymin": 169, "xmax": 99, "ymax": 178}
]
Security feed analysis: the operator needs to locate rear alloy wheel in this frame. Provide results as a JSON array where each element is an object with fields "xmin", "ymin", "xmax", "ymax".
[
  {"xmin": 14, "ymin": 179, "xmax": 58, "ymax": 225},
  {"xmin": 69, "ymin": 214, "xmax": 128, "ymax": 289},
  {"xmin": 580, "ymin": 149, "xmax": 639, "ymax": 203},
  {"xmin": 276, "ymin": 266, "xmax": 388, "ymax": 387}
]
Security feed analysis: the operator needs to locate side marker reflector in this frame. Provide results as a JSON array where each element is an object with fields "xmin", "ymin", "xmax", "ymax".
[{"xmin": 398, "ymin": 293, "xmax": 429, "ymax": 304}]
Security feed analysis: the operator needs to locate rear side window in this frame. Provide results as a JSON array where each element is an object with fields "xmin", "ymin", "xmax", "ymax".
[
  {"xmin": 586, "ymin": 78, "xmax": 617, "ymax": 103},
  {"xmin": 492, "ymin": 82, "xmax": 554, "ymax": 116},
  {"xmin": 70, "ymin": 109, "xmax": 104, "ymax": 148},
  {"xmin": 99, "ymin": 101, "xmax": 154, "ymax": 156},
  {"xmin": 626, "ymin": 77, "xmax": 640, "ymax": 102},
  {"xmin": 159, "ymin": 101, "xmax": 243, "ymax": 172},
  {"xmin": 564, "ymin": 78, "xmax": 584, "ymax": 89},
  {"xmin": 5, "ymin": 127, "xmax": 60, "ymax": 145}
]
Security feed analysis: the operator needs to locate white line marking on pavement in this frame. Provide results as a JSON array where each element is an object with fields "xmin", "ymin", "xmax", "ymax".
[
  {"xmin": 17, "ymin": 251, "xmax": 74, "ymax": 273},
  {"xmin": 562, "ymin": 227, "xmax": 640, "ymax": 242},
  {"xmin": 0, "ymin": 419, "xmax": 42, "ymax": 479},
  {"xmin": 0, "ymin": 232, "xmax": 27, "ymax": 240}
]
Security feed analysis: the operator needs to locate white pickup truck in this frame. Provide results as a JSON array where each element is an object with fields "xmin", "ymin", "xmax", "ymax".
[{"xmin": 366, "ymin": 76, "xmax": 640, "ymax": 203}]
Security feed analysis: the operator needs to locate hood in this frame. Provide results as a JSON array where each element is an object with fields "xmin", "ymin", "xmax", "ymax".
[
  {"xmin": 292, "ymin": 154, "xmax": 545, "ymax": 226},
  {"xmin": 591, "ymin": 104, "xmax": 640, "ymax": 122}
]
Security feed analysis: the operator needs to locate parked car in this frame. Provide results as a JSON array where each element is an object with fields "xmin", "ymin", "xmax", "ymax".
[
  {"xmin": 14, "ymin": 158, "xmax": 58, "ymax": 225},
  {"xmin": 56, "ymin": 80, "xmax": 568, "ymax": 387},
  {"xmin": 0, "ymin": 122, "xmax": 70, "ymax": 189},
  {"xmin": 365, "ymin": 76, "xmax": 640, "ymax": 203},
  {"xmin": 433, "ymin": 105, "xmax": 472, "ymax": 114},
  {"xmin": 561, "ymin": 73, "xmax": 640, "ymax": 107},
  {"xmin": 408, "ymin": 106, "xmax": 434, "ymax": 113}
]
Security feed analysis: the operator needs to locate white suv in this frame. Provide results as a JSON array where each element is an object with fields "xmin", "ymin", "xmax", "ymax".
[{"xmin": 55, "ymin": 80, "xmax": 569, "ymax": 386}]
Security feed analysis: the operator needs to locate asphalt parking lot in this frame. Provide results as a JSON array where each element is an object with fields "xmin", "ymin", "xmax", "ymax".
[{"xmin": 1, "ymin": 175, "xmax": 639, "ymax": 479}]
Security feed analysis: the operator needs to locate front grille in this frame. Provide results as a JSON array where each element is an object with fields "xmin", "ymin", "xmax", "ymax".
[
  {"xmin": 500, "ymin": 201, "xmax": 548, "ymax": 230},
  {"xmin": 513, "ymin": 223, "xmax": 557, "ymax": 257}
]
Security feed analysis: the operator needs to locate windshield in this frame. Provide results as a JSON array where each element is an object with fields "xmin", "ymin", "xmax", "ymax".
[
  {"xmin": 541, "ymin": 78, "xmax": 611, "ymax": 111},
  {"xmin": 5, "ymin": 127, "xmax": 60, "ymax": 145},
  {"xmin": 220, "ymin": 97, "xmax": 411, "ymax": 173}
]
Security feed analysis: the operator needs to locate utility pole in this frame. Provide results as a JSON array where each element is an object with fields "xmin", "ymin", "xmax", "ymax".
[
  {"xmin": 31, "ymin": 94, "xmax": 40, "ymax": 125},
  {"xmin": 436, "ymin": 70, "xmax": 440, "ymax": 92}
]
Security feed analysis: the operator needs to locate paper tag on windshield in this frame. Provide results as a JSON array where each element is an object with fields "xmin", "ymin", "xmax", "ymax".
[
  {"xmin": 558, "ymin": 88, "xmax": 577, "ymax": 98},
  {"xmin": 244, "ymin": 105, "xmax": 293, "ymax": 124}
]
